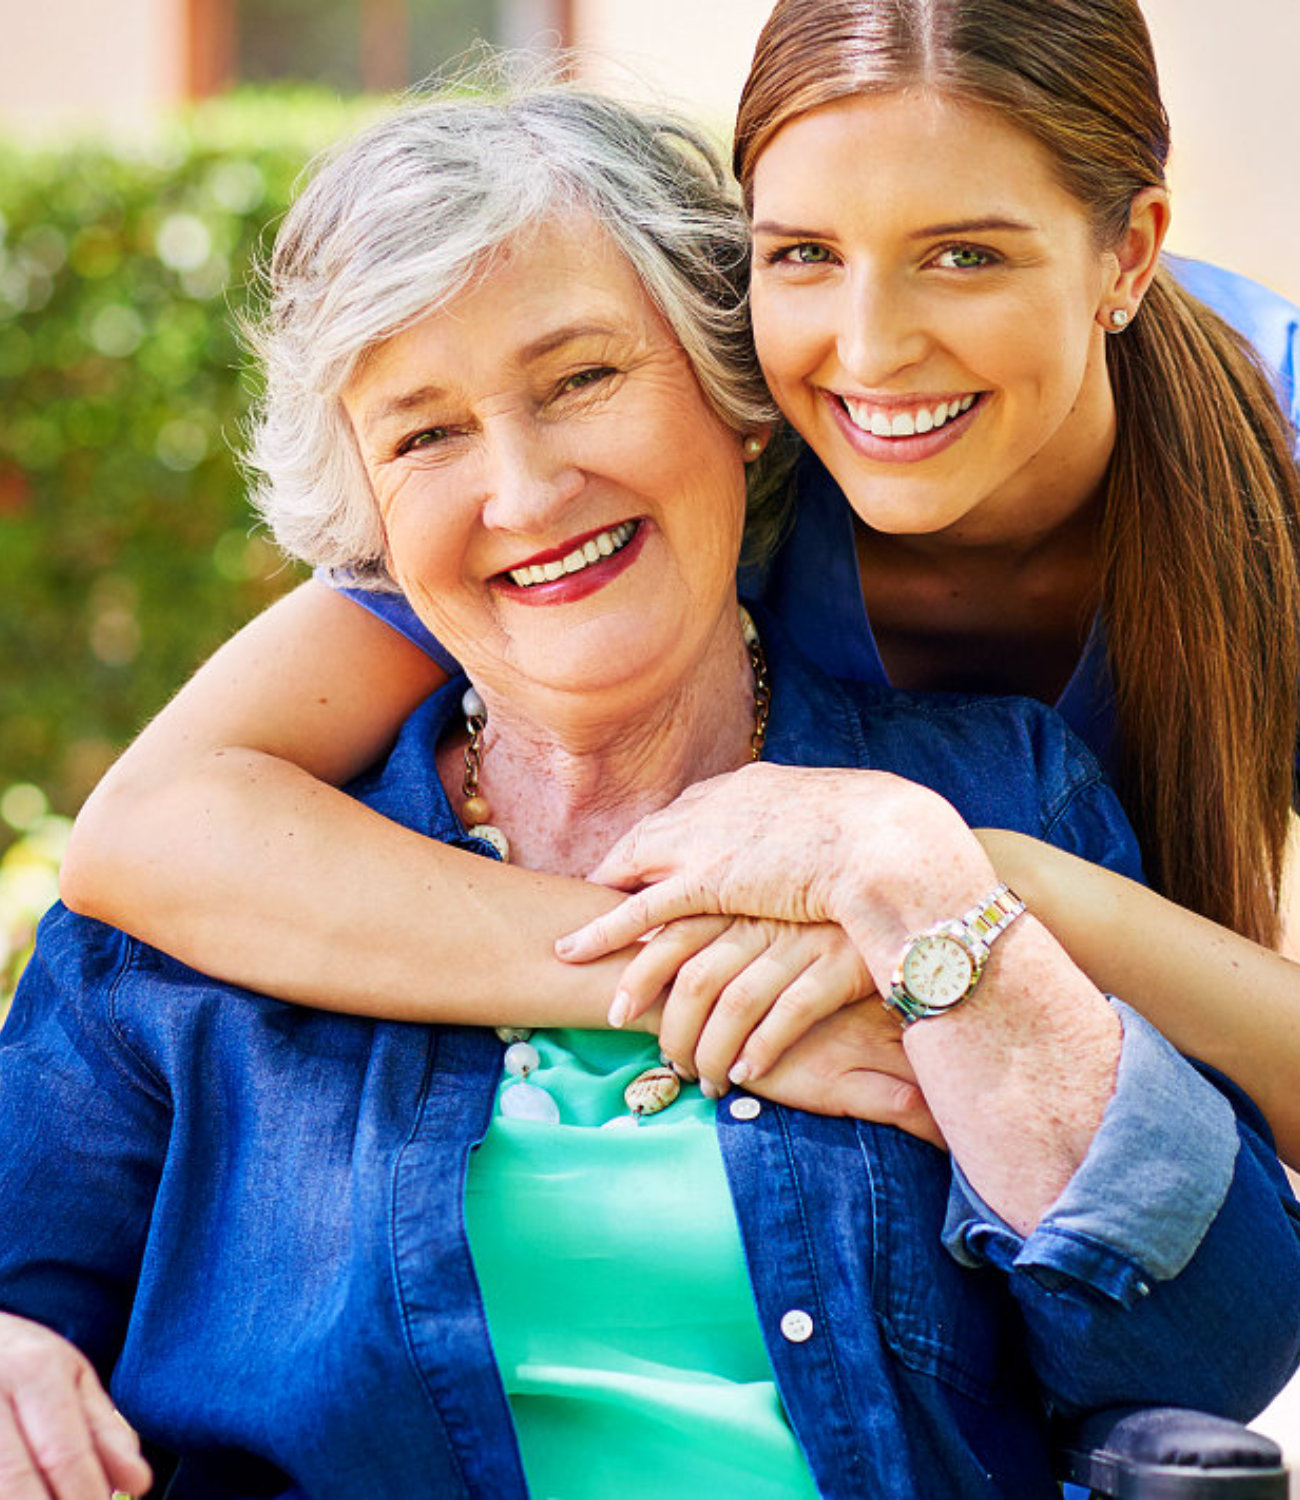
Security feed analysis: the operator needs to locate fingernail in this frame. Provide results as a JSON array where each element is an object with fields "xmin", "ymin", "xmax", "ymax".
[
  {"xmin": 555, "ymin": 935, "xmax": 576, "ymax": 958},
  {"xmin": 728, "ymin": 1060, "xmax": 752, "ymax": 1087},
  {"xmin": 608, "ymin": 992, "xmax": 629, "ymax": 1028},
  {"xmin": 700, "ymin": 1079, "xmax": 720, "ymax": 1100}
]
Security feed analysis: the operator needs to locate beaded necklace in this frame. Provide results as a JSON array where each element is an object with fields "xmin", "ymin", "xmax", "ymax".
[{"xmin": 462, "ymin": 607, "xmax": 770, "ymax": 1127}]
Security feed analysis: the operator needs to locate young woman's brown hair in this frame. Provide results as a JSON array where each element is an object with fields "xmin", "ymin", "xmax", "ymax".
[{"xmin": 735, "ymin": 0, "xmax": 1300, "ymax": 945}]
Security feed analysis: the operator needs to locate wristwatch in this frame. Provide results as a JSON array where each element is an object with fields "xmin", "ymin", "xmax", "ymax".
[{"xmin": 884, "ymin": 884, "xmax": 1026, "ymax": 1025}]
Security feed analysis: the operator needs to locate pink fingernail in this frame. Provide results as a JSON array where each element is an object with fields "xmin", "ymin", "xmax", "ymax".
[
  {"xmin": 728, "ymin": 1060, "xmax": 752, "ymax": 1086},
  {"xmin": 608, "ymin": 992, "xmax": 630, "ymax": 1028}
]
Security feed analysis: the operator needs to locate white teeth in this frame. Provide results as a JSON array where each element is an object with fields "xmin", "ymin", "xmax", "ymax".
[
  {"xmin": 507, "ymin": 522, "xmax": 636, "ymax": 587},
  {"xmin": 843, "ymin": 394, "xmax": 978, "ymax": 439}
]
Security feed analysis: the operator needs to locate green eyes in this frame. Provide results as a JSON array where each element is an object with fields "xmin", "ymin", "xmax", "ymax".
[
  {"xmin": 398, "ymin": 427, "xmax": 450, "ymax": 455},
  {"xmin": 561, "ymin": 366, "xmax": 616, "ymax": 393},
  {"xmin": 766, "ymin": 243, "xmax": 995, "ymax": 271},
  {"xmin": 934, "ymin": 246, "xmax": 991, "ymax": 270},
  {"xmin": 767, "ymin": 243, "xmax": 835, "ymax": 266},
  {"xmin": 788, "ymin": 243, "xmax": 834, "ymax": 264}
]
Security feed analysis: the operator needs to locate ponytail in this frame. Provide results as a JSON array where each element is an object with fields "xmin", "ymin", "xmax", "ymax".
[{"xmin": 1103, "ymin": 266, "xmax": 1300, "ymax": 943}]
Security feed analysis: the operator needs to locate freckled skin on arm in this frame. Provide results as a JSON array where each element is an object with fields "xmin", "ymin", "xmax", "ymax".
[
  {"xmin": 60, "ymin": 581, "xmax": 632, "ymax": 1026},
  {"xmin": 977, "ymin": 827, "xmax": 1300, "ymax": 1171}
]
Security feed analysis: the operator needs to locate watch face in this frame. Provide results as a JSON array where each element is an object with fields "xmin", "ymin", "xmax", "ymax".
[{"xmin": 901, "ymin": 933, "xmax": 975, "ymax": 1008}]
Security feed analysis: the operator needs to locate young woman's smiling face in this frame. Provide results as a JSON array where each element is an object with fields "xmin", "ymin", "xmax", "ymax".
[{"xmin": 750, "ymin": 90, "xmax": 1123, "ymax": 549}]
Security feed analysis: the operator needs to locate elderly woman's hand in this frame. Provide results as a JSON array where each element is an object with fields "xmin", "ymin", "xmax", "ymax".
[
  {"xmin": 750, "ymin": 998, "xmax": 944, "ymax": 1148},
  {"xmin": 558, "ymin": 762, "xmax": 996, "ymax": 988},
  {"xmin": 609, "ymin": 912, "xmax": 871, "ymax": 1084},
  {"xmin": 0, "ymin": 1310, "xmax": 151, "ymax": 1500}
]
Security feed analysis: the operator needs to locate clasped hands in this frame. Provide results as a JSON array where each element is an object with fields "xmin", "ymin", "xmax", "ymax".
[{"xmin": 557, "ymin": 762, "xmax": 1001, "ymax": 1149}]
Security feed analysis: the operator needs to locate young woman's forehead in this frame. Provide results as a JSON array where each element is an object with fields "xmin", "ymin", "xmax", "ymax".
[{"xmin": 751, "ymin": 92, "xmax": 1087, "ymax": 234}]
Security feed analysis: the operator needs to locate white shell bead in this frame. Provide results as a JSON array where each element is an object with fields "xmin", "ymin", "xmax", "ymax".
[
  {"xmin": 500, "ymin": 1080, "xmax": 561, "ymax": 1123},
  {"xmin": 462, "ymin": 685, "xmax": 486, "ymax": 719},
  {"xmin": 504, "ymin": 1041, "xmax": 540, "ymax": 1078},
  {"xmin": 624, "ymin": 1066, "xmax": 680, "ymax": 1117},
  {"xmin": 466, "ymin": 823, "xmax": 510, "ymax": 861}
]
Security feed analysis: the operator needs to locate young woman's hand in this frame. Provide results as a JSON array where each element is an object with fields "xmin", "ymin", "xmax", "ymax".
[
  {"xmin": 749, "ymin": 998, "xmax": 944, "ymax": 1147},
  {"xmin": 0, "ymin": 1310, "xmax": 151, "ymax": 1500},
  {"xmin": 610, "ymin": 913, "xmax": 874, "ymax": 1091},
  {"xmin": 600, "ymin": 910, "xmax": 940, "ymax": 1141}
]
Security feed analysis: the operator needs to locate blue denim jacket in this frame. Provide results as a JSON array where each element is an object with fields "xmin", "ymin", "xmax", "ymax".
[{"xmin": 2, "ymin": 618, "xmax": 1298, "ymax": 1499}]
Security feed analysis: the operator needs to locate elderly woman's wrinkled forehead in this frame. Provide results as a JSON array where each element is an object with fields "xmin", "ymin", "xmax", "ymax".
[{"xmin": 345, "ymin": 209, "xmax": 661, "ymax": 381}]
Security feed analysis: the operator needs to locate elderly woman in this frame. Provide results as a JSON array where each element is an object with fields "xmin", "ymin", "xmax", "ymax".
[{"xmin": 2, "ymin": 87, "xmax": 1299, "ymax": 1500}]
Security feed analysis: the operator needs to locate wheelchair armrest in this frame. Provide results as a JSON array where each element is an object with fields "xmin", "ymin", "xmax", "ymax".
[{"xmin": 1054, "ymin": 1406, "xmax": 1288, "ymax": 1498}]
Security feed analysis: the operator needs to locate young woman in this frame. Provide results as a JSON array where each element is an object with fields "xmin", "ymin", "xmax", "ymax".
[{"xmin": 59, "ymin": 0, "xmax": 1300, "ymax": 1160}]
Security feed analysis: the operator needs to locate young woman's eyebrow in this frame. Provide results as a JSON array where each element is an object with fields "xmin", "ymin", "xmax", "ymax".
[
  {"xmin": 907, "ymin": 217, "xmax": 1038, "ymax": 238},
  {"xmin": 752, "ymin": 216, "xmax": 1039, "ymax": 240},
  {"xmin": 750, "ymin": 220, "xmax": 830, "ymax": 239}
]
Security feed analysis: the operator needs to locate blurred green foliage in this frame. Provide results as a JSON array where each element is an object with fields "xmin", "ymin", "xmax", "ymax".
[
  {"xmin": 0, "ymin": 785, "xmax": 69, "ymax": 1025},
  {"xmin": 0, "ymin": 91, "xmax": 375, "ymax": 848}
]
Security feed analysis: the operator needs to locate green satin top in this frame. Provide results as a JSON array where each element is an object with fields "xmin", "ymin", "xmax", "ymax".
[{"xmin": 463, "ymin": 1028, "xmax": 820, "ymax": 1500}]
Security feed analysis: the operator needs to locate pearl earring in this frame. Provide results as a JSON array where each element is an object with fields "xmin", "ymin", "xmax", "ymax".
[
  {"xmin": 1109, "ymin": 308, "xmax": 1130, "ymax": 329},
  {"xmin": 743, "ymin": 435, "xmax": 765, "ymax": 459}
]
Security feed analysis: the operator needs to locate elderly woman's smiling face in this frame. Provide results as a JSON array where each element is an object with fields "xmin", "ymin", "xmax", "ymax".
[{"xmin": 343, "ymin": 215, "xmax": 751, "ymax": 716}]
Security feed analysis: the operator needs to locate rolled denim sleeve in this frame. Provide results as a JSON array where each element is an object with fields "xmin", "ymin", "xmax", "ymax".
[
  {"xmin": 943, "ymin": 999, "xmax": 1237, "ymax": 1303},
  {"xmin": 942, "ymin": 999, "xmax": 1300, "ymax": 1417}
]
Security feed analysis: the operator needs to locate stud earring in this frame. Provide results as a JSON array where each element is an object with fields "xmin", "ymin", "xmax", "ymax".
[
  {"xmin": 1109, "ymin": 308, "xmax": 1130, "ymax": 330},
  {"xmin": 743, "ymin": 434, "xmax": 765, "ymax": 459}
]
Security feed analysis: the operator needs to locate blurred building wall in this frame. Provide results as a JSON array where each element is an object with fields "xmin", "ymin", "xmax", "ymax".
[
  {"xmin": 0, "ymin": 0, "xmax": 186, "ymax": 136},
  {"xmin": 1141, "ymin": 0, "xmax": 1300, "ymax": 306}
]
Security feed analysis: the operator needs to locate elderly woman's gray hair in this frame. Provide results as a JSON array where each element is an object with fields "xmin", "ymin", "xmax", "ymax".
[{"xmin": 244, "ymin": 82, "xmax": 793, "ymax": 587}]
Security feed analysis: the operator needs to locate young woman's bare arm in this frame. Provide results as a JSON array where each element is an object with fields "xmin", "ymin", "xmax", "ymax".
[
  {"xmin": 976, "ymin": 827, "xmax": 1300, "ymax": 1168},
  {"xmin": 60, "ymin": 580, "xmax": 630, "ymax": 1024}
]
